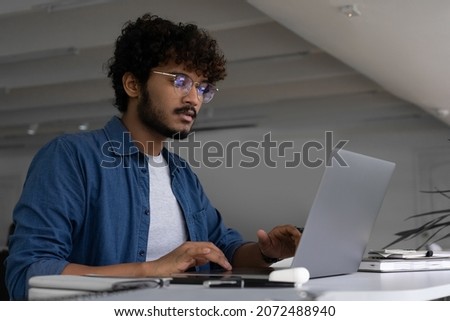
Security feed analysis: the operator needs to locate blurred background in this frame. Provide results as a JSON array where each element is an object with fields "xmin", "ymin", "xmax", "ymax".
[{"xmin": 1, "ymin": 0, "xmax": 450, "ymax": 251}]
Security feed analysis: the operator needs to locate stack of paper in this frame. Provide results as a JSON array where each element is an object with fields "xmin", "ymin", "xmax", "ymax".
[
  {"xmin": 367, "ymin": 249, "xmax": 433, "ymax": 259},
  {"xmin": 360, "ymin": 249, "xmax": 450, "ymax": 272}
]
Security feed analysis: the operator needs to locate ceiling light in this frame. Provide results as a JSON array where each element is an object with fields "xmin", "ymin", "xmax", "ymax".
[
  {"xmin": 436, "ymin": 108, "xmax": 450, "ymax": 118},
  {"xmin": 78, "ymin": 123, "xmax": 89, "ymax": 131},
  {"xmin": 339, "ymin": 4, "xmax": 361, "ymax": 18},
  {"xmin": 27, "ymin": 123, "xmax": 39, "ymax": 136}
]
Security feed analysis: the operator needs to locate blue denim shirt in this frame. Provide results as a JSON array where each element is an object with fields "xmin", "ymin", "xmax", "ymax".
[{"xmin": 6, "ymin": 116, "xmax": 244, "ymax": 300}]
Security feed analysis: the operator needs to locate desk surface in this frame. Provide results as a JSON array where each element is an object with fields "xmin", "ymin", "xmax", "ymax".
[
  {"xmin": 305, "ymin": 270, "xmax": 450, "ymax": 300},
  {"xmin": 77, "ymin": 270, "xmax": 450, "ymax": 301}
]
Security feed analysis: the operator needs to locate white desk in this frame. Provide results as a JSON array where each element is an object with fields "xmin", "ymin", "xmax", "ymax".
[
  {"xmin": 76, "ymin": 270, "xmax": 450, "ymax": 301},
  {"xmin": 305, "ymin": 270, "xmax": 450, "ymax": 300}
]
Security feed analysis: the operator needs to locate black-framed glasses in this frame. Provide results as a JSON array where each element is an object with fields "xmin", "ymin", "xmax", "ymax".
[{"xmin": 152, "ymin": 71, "xmax": 218, "ymax": 103}]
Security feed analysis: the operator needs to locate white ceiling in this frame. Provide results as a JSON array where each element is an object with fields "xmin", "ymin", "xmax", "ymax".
[
  {"xmin": 250, "ymin": 0, "xmax": 450, "ymax": 124},
  {"xmin": 0, "ymin": 0, "xmax": 447, "ymax": 151}
]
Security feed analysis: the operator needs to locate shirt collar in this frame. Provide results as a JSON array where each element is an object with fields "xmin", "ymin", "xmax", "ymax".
[
  {"xmin": 103, "ymin": 116, "xmax": 185, "ymax": 172},
  {"xmin": 103, "ymin": 116, "xmax": 139, "ymax": 156}
]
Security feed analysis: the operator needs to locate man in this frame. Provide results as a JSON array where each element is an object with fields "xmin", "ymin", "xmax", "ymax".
[{"xmin": 6, "ymin": 13, "xmax": 301, "ymax": 300}]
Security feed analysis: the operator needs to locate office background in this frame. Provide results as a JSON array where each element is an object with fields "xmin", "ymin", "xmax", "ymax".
[{"xmin": 1, "ymin": 0, "xmax": 450, "ymax": 252}]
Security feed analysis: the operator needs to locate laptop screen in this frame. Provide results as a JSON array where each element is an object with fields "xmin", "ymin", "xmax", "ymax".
[{"xmin": 291, "ymin": 149, "xmax": 395, "ymax": 278}]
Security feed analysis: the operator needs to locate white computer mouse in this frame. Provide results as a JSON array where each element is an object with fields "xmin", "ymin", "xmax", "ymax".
[{"xmin": 268, "ymin": 267, "xmax": 310, "ymax": 286}]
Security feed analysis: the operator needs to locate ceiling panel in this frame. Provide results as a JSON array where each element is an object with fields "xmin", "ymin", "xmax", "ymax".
[
  {"xmin": 249, "ymin": 0, "xmax": 450, "ymax": 126},
  {"xmin": 0, "ymin": 0, "xmax": 431, "ymax": 151}
]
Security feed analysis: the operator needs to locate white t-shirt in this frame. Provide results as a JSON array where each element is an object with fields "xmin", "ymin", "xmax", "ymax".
[{"xmin": 146, "ymin": 154, "xmax": 187, "ymax": 261}]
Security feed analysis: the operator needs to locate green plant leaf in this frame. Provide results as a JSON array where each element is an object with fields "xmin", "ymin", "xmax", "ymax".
[
  {"xmin": 386, "ymin": 188, "xmax": 450, "ymax": 249},
  {"xmin": 406, "ymin": 210, "xmax": 450, "ymax": 220}
]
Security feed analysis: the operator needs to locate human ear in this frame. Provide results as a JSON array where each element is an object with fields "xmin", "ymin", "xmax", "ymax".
[{"xmin": 122, "ymin": 72, "xmax": 140, "ymax": 98}]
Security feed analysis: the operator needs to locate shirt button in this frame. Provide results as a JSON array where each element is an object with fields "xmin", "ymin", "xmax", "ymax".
[
  {"xmin": 145, "ymin": 209, "xmax": 150, "ymax": 215},
  {"xmin": 139, "ymin": 250, "xmax": 145, "ymax": 257}
]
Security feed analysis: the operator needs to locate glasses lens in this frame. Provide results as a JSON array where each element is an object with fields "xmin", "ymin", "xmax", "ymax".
[
  {"xmin": 173, "ymin": 74, "xmax": 192, "ymax": 95},
  {"xmin": 197, "ymin": 83, "xmax": 217, "ymax": 103},
  {"xmin": 171, "ymin": 73, "xmax": 217, "ymax": 103}
]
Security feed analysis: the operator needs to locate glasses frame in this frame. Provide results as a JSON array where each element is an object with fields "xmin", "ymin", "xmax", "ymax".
[{"xmin": 152, "ymin": 71, "xmax": 218, "ymax": 103}]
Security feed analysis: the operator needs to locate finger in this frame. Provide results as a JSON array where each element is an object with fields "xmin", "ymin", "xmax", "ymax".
[
  {"xmin": 275, "ymin": 224, "xmax": 299, "ymax": 235},
  {"xmin": 270, "ymin": 225, "xmax": 300, "ymax": 241},
  {"xmin": 256, "ymin": 229, "xmax": 276, "ymax": 258},
  {"xmin": 259, "ymin": 225, "xmax": 300, "ymax": 258},
  {"xmin": 256, "ymin": 229, "xmax": 270, "ymax": 246},
  {"xmin": 273, "ymin": 225, "xmax": 301, "ymax": 243},
  {"xmin": 185, "ymin": 243, "xmax": 232, "ymax": 271},
  {"xmin": 284, "ymin": 225, "xmax": 302, "ymax": 247},
  {"xmin": 185, "ymin": 245, "xmax": 212, "ymax": 257},
  {"xmin": 165, "ymin": 243, "xmax": 212, "ymax": 272},
  {"xmin": 198, "ymin": 247, "xmax": 232, "ymax": 270}
]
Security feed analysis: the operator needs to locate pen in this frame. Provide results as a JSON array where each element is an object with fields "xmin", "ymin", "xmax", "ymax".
[
  {"xmin": 203, "ymin": 279, "xmax": 296, "ymax": 288},
  {"xmin": 204, "ymin": 280, "xmax": 243, "ymax": 288}
]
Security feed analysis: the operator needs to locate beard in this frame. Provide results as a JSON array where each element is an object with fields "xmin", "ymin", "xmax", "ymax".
[{"xmin": 136, "ymin": 88, "xmax": 196, "ymax": 140}]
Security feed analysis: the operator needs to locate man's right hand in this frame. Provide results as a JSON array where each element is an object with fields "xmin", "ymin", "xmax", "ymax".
[
  {"xmin": 146, "ymin": 241, "xmax": 232, "ymax": 275},
  {"xmin": 63, "ymin": 241, "xmax": 231, "ymax": 278}
]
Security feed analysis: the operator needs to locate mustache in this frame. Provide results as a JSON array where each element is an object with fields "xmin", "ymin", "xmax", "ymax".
[{"xmin": 174, "ymin": 106, "xmax": 197, "ymax": 119}]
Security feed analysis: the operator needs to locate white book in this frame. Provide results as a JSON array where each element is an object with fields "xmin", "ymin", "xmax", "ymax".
[{"xmin": 359, "ymin": 258, "xmax": 450, "ymax": 272}]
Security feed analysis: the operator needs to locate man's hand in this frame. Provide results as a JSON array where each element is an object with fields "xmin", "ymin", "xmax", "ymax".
[
  {"xmin": 147, "ymin": 241, "xmax": 232, "ymax": 275},
  {"xmin": 256, "ymin": 225, "xmax": 301, "ymax": 260},
  {"xmin": 63, "ymin": 241, "xmax": 231, "ymax": 278}
]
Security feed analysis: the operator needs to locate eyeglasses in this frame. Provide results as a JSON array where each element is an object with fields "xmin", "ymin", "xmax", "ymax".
[{"xmin": 152, "ymin": 71, "xmax": 218, "ymax": 104}]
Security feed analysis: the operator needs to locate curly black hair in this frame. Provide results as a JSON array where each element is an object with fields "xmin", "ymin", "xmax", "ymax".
[{"xmin": 106, "ymin": 13, "xmax": 227, "ymax": 112}]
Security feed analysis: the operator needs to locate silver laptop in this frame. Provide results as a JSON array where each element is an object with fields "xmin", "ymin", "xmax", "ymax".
[
  {"xmin": 289, "ymin": 149, "xmax": 395, "ymax": 278},
  {"xmin": 174, "ymin": 149, "xmax": 396, "ymax": 281}
]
